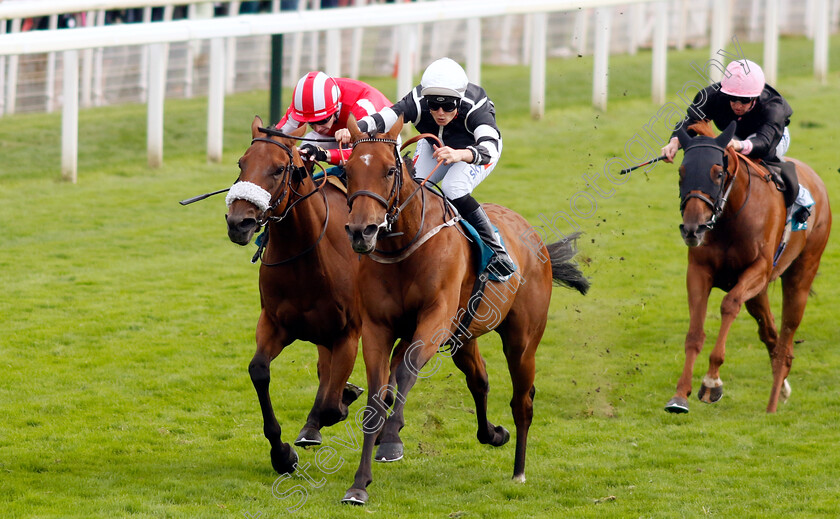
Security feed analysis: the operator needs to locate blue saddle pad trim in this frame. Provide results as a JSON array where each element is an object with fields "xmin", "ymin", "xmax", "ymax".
[
  {"xmin": 458, "ymin": 220, "xmax": 513, "ymax": 282},
  {"xmin": 311, "ymin": 166, "xmax": 344, "ymax": 181}
]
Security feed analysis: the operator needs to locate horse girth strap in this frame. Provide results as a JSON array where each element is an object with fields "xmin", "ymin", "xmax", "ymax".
[{"xmin": 440, "ymin": 268, "xmax": 491, "ymax": 353}]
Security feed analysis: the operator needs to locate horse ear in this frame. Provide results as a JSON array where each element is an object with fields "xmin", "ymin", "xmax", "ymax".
[
  {"xmin": 252, "ymin": 115, "xmax": 263, "ymax": 138},
  {"xmin": 290, "ymin": 124, "xmax": 307, "ymax": 138},
  {"xmin": 675, "ymin": 124, "xmax": 692, "ymax": 150},
  {"xmin": 716, "ymin": 121, "xmax": 737, "ymax": 148},
  {"xmin": 347, "ymin": 114, "xmax": 361, "ymax": 141},
  {"xmin": 386, "ymin": 115, "xmax": 404, "ymax": 140}
]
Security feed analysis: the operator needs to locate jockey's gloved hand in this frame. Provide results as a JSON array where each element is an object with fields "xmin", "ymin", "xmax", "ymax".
[{"xmin": 300, "ymin": 144, "xmax": 329, "ymax": 162}]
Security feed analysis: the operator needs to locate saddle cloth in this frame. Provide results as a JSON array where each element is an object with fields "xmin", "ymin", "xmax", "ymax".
[{"xmin": 458, "ymin": 220, "xmax": 511, "ymax": 282}]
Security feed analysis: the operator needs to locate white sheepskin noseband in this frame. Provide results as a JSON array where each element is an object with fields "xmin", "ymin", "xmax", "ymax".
[{"xmin": 225, "ymin": 181, "xmax": 272, "ymax": 212}]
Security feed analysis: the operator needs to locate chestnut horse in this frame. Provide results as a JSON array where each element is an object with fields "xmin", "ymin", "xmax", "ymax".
[
  {"xmin": 340, "ymin": 118, "xmax": 589, "ymax": 505},
  {"xmin": 665, "ymin": 120, "xmax": 831, "ymax": 414},
  {"xmin": 225, "ymin": 116, "xmax": 363, "ymax": 473}
]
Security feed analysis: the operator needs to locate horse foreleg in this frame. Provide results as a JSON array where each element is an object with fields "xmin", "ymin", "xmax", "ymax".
[
  {"xmin": 249, "ymin": 311, "xmax": 297, "ymax": 474},
  {"xmin": 320, "ymin": 332, "xmax": 362, "ymax": 428},
  {"xmin": 297, "ymin": 345, "xmax": 331, "ymax": 446},
  {"xmin": 451, "ymin": 338, "xmax": 510, "ymax": 448},
  {"xmin": 374, "ymin": 335, "xmax": 439, "ymax": 463},
  {"xmin": 666, "ymin": 264, "xmax": 712, "ymax": 413},
  {"xmin": 703, "ymin": 261, "xmax": 773, "ymax": 406},
  {"xmin": 342, "ymin": 326, "xmax": 392, "ymax": 506},
  {"xmin": 296, "ymin": 335, "xmax": 360, "ymax": 446}
]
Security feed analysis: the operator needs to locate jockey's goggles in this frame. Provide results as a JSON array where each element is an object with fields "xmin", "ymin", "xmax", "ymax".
[
  {"xmin": 726, "ymin": 95, "xmax": 755, "ymax": 105},
  {"xmin": 310, "ymin": 113, "xmax": 335, "ymax": 126},
  {"xmin": 427, "ymin": 96, "xmax": 459, "ymax": 112}
]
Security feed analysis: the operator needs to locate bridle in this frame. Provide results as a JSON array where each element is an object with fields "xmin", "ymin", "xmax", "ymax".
[
  {"xmin": 345, "ymin": 135, "xmax": 455, "ymax": 258},
  {"xmin": 679, "ymin": 143, "xmax": 744, "ymax": 232},
  {"xmin": 345, "ymin": 137, "xmax": 406, "ymax": 234},
  {"xmin": 230, "ymin": 131, "xmax": 330, "ymax": 266}
]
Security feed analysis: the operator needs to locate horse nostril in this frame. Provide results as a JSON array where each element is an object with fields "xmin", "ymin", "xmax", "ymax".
[
  {"xmin": 238, "ymin": 218, "xmax": 257, "ymax": 232},
  {"xmin": 363, "ymin": 224, "xmax": 379, "ymax": 238}
]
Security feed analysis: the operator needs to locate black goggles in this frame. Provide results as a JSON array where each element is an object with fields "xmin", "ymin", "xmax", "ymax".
[
  {"xmin": 726, "ymin": 95, "xmax": 755, "ymax": 105},
  {"xmin": 310, "ymin": 113, "xmax": 334, "ymax": 126},
  {"xmin": 427, "ymin": 98, "xmax": 459, "ymax": 112}
]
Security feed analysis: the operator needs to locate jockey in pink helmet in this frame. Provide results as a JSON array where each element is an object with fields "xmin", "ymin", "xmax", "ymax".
[
  {"xmin": 661, "ymin": 59, "xmax": 812, "ymax": 225},
  {"xmin": 274, "ymin": 71, "xmax": 392, "ymax": 165}
]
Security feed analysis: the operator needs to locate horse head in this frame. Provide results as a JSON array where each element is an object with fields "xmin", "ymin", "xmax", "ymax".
[
  {"xmin": 344, "ymin": 115, "xmax": 405, "ymax": 254},
  {"xmin": 675, "ymin": 120, "xmax": 737, "ymax": 246},
  {"xmin": 225, "ymin": 116, "xmax": 309, "ymax": 245}
]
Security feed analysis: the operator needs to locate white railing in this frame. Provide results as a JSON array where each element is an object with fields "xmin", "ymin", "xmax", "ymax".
[{"xmin": 0, "ymin": 0, "xmax": 835, "ymax": 182}]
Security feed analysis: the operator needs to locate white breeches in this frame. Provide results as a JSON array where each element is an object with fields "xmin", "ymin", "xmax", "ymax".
[{"xmin": 411, "ymin": 139, "xmax": 502, "ymax": 199}]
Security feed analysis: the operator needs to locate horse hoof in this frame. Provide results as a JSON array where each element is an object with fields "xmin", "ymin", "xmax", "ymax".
[
  {"xmin": 270, "ymin": 444, "xmax": 299, "ymax": 474},
  {"xmin": 781, "ymin": 379, "xmax": 792, "ymax": 402},
  {"xmin": 374, "ymin": 442, "xmax": 404, "ymax": 462},
  {"xmin": 342, "ymin": 382, "xmax": 365, "ymax": 406},
  {"xmin": 341, "ymin": 488, "xmax": 369, "ymax": 505},
  {"xmin": 294, "ymin": 427, "xmax": 322, "ymax": 447},
  {"xmin": 664, "ymin": 396, "xmax": 689, "ymax": 414},
  {"xmin": 512, "ymin": 473, "xmax": 526, "ymax": 483},
  {"xmin": 485, "ymin": 425, "xmax": 510, "ymax": 447},
  {"xmin": 698, "ymin": 384, "xmax": 723, "ymax": 404}
]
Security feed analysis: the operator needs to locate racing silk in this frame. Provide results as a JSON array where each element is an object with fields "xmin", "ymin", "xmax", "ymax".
[
  {"xmin": 673, "ymin": 83, "xmax": 792, "ymax": 161},
  {"xmin": 275, "ymin": 78, "xmax": 392, "ymax": 164},
  {"xmin": 356, "ymin": 83, "xmax": 502, "ymax": 166}
]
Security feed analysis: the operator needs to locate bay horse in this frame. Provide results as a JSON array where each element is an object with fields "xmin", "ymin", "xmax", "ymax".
[
  {"xmin": 664, "ymin": 120, "xmax": 831, "ymax": 414},
  {"xmin": 225, "ymin": 116, "xmax": 364, "ymax": 474},
  {"xmin": 340, "ymin": 117, "xmax": 589, "ymax": 505}
]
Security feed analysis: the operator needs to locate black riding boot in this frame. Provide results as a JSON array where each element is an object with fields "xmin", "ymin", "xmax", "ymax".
[{"xmin": 463, "ymin": 206, "xmax": 517, "ymax": 278}]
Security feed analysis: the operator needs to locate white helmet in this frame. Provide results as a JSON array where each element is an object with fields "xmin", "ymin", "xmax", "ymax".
[{"xmin": 420, "ymin": 58, "xmax": 468, "ymax": 98}]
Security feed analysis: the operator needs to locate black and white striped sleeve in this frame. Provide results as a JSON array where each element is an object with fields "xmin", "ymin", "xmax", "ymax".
[
  {"xmin": 465, "ymin": 99, "xmax": 501, "ymax": 165},
  {"xmin": 356, "ymin": 89, "xmax": 419, "ymax": 135}
]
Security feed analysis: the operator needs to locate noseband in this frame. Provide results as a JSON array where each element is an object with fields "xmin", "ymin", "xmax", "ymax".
[
  {"xmin": 228, "ymin": 132, "xmax": 331, "ymax": 266},
  {"xmin": 679, "ymin": 143, "xmax": 738, "ymax": 231},
  {"xmin": 346, "ymin": 137, "xmax": 404, "ymax": 232},
  {"xmin": 227, "ymin": 134, "xmax": 313, "ymax": 226}
]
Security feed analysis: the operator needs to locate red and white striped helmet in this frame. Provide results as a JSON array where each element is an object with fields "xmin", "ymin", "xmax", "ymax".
[{"xmin": 291, "ymin": 71, "xmax": 342, "ymax": 122}]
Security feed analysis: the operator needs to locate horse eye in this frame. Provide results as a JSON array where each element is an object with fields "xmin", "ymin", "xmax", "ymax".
[
  {"xmin": 386, "ymin": 167, "xmax": 398, "ymax": 177},
  {"xmin": 273, "ymin": 165, "xmax": 286, "ymax": 176}
]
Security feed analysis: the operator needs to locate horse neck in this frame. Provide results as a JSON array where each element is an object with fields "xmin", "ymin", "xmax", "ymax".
[
  {"xmin": 268, "ymin": 178, "xmax": 327, "ymax": 249},
  {"xmin": 384, "ymin": 167, "xmax": 444, "ymax": 249},
  {"xmin": 720, "ymin": 150, "xmax": 752, "ymax": 219}
]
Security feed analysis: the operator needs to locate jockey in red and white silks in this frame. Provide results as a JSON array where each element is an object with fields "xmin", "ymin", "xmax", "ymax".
[{"xmin": 275, "ymin": 71, "xmax": 393, "ymax": 165}]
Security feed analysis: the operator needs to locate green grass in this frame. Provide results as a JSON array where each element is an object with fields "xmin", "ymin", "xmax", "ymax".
[{"xmin": 2, "ymin": 36, "xmax": 840, "ymax": 518}]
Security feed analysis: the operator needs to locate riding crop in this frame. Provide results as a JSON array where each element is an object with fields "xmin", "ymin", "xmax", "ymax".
[{"xmin": 619, "ymin": 155, "xmax": 666, "ymax": 175}]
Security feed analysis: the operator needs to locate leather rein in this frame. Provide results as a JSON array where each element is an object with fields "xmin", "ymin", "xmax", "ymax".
[
  {"xmin": 346, "ymin": 134, "xmax": 457, "ymax": 260},
  {"xmin": 246, "ymin": 130, "xmax": 331, "ymax": 266},
  {"xmin": 679, "ymin": 143, "xmax": 752, "ymax": 232}
]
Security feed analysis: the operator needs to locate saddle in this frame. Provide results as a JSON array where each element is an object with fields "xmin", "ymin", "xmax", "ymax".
[
  {"xmin": 314, "ymin": 166, "xmax": 348, "ymax": 193},
  {"xmin": 761, "ymin": 159, "xmax": 799, "ymax": 208}
]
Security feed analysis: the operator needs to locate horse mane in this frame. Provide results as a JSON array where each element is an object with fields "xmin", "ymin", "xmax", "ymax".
[
  {"xmin": 687, "ymin": 120, "xmax": 716, "ymax": 138},
  {"xmin": 686, "ymin": 119, "xmax": 762, "ymax": 172}
]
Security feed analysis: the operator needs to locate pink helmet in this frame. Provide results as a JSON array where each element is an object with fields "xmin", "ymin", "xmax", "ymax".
[
  {"xmin": 720, "ymin": 60, "xmax": 765, "ymax": 98},
  {"xmin": 291, "ymin": 71, "xmax": 341, "ymax": 122}
]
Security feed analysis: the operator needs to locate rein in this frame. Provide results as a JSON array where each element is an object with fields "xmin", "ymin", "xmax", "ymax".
[
  {"xmin": 242, "ymin": 134, "xmax": 331, "ymax": 266},
  {"xmin": 680, "ymin": 143, "xmax": 739, "ymax": 231},
  {"xmin": 346, "ymin": 134, "xmax": 452, "ymax": 260}
]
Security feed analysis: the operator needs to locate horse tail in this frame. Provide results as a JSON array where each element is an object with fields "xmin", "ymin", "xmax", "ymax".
[{"xmin": 546, "ymin": 233, "xmax": 590, "ymax": 295}]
